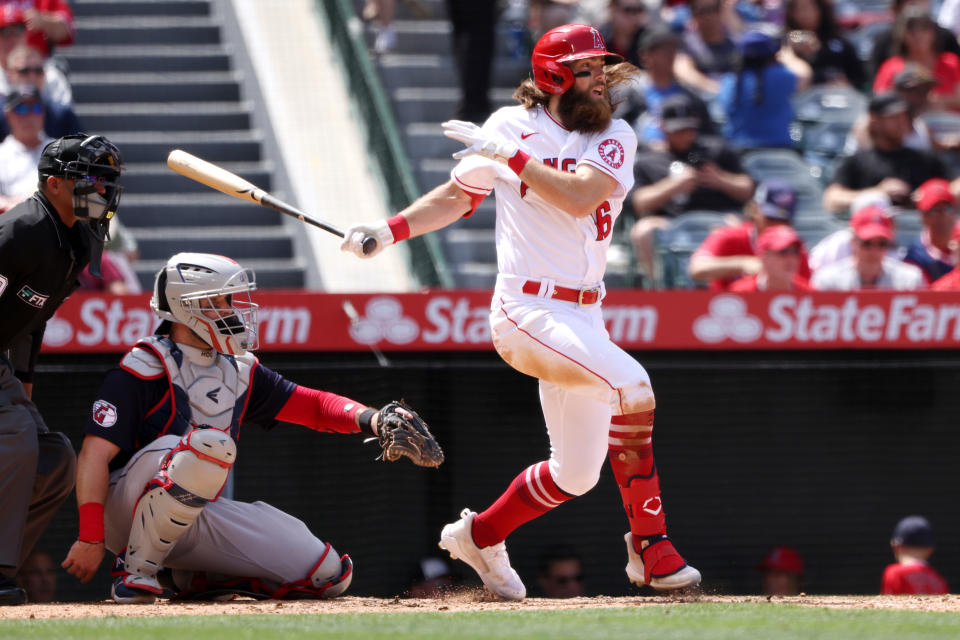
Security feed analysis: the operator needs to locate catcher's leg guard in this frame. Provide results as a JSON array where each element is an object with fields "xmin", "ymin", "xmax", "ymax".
[
  {"xmin": 272, "ymin": 543, "xmax": 354, "ymax": 599},
  {"xmin": 120, "ymin": 429, "xmax": 236, "ymax": 598}
]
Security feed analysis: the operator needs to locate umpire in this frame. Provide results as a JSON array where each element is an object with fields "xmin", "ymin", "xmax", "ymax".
[{"xmin": 0, "ymin": 134, "xmax": 123, "ymax": 605}]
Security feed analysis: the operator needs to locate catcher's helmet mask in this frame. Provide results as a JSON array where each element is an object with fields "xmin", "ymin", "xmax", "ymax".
[
  {"xmin": 531, "ymin": 24, "xmax": 623, "ymax": 95},
  {"xmin": 152, "ymin": 252, "xmax": 259, "ymax": 355}
]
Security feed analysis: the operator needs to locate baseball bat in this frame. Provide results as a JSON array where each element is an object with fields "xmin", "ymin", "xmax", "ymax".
[{"xmin": 166, "ymin": 149, "xmax": 378, "ymax": 255}]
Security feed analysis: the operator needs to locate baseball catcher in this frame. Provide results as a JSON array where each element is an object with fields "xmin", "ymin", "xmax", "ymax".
[{"xmin": 62, "ymin": 252, "xmax": 443, "ymax": 603}]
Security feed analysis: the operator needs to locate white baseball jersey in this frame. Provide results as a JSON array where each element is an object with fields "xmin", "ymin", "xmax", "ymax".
[{"xmin": 452, "ymin": 105, "xmax": 637, "ymax": 286}]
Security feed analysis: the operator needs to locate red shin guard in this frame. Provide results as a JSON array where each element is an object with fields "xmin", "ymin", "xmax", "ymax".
[
  {"xmin": 471, "ymin": 461, "xmax": 574, "ymax": 548},
  {"xmin": 608, "ymin": 411, "xmax": 666, "ymax": 549}
]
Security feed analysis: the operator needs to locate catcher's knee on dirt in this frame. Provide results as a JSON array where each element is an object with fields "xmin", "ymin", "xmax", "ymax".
[
  {"xmin": 273, "ymin": 542, "xmax": 354, "ymax": 599},
  {"xmin": 124, "ymin": 429, "xmax": 236, "ymax": 577}
]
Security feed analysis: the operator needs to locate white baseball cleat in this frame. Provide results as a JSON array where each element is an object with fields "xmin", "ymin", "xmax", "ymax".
[
  {"xmin": 624, "ymin": 532, "xmax": 702, "ymax": 590},
  {"xmin": 439, "ymin": 508, "xmax": 526, "ymax": 600}
]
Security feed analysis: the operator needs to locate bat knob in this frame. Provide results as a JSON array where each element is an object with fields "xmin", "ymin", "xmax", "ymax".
[{"xmin": 361, "ymin": 236, "xmax": 378, "ymax": 255}]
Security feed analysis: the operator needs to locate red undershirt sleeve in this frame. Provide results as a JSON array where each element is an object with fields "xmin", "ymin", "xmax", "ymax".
[{"xmin": 275, "ymin": 385, "xmax": 364, "ymax": 434}]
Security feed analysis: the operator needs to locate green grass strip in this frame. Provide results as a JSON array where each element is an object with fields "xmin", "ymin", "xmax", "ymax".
[{"xmin": 2, "ymin": 603, "xmax": 960, "ymax": 640}]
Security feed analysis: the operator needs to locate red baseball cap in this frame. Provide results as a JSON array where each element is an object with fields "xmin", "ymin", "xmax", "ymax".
[
  {"xmin": 851, "ymin": 204, "xmax": 894, "ymax": 242},
  {"xmin": 757, "ymin": 546, "xmax": 804, "ymax": 576},
  {"xmin": 756, "ymin": 225, "xmax": 801, "ymax": 253},
  {"xmin": 915, "ymin": 178, "xmax": 956, "ymax": 212},
  {"xmin": 0, "ymin": 5, "xmax": 25, "ymax": 29}
]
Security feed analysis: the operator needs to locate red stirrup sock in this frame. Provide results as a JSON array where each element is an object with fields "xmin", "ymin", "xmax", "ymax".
[
  {"xmin": 608, "ymin": 410, "xmax": 667, "ymax": 553},
  {"xmin": 471, "ymin": 461, "xmax": 574, "ymax": 548}
]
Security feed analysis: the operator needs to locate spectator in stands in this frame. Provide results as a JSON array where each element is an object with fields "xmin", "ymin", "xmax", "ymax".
[
  {"xmin": 870, "ymin": 0, "xmax": 960, "ymax": 80},
  {"xmin": 363, "ymin": 0, "xmax": 397, "ymax": 54},
  {"xmin": 1, "ymin": 44, "xmax": 79, "ymax": 139},
  {"xmin": 729, "ymin": 224, "xmax": 810, "ymax": 290},
  {"xmin": 102, "ymin": 213, "xmax": 142, "ymax": 294},
  {"xmin": 528, "ymin": 1, "xmax": 580, "ymax": 40},
  {"xmin": 446, "ymin": 1, "xmax": 496, "ymax": 122},
  {"xmin": 873, "ymin": 7, "xmax": 960, "ymax": 113},
  {"xmin": 0, "ymin": 9, "xmax": 69, "ymax": 107},
  {"xmin": 848, "ymin": 65, "xmax": 936, "ymax": 153},
  {"xmin": 824, "ymin": 93, "xmax": 948, "ymax": 214},
  {"xmin": 728, "ymin": 0, "xmax": 786, "ymax": 30},
  {"xmin": 0, "ymin": 87, "xmax": 49, "ymax": 212},
  {"xmin": 931, "ymin": 220, "xmax": 960, "ymax": 289},
  {"xmin": 757, "ymin": 545, "xmax": 804, "ymax": 596},
  {"xmin": 809, "ymin": 191, "xmax": 893, "ymax": 273},
  {"xmin": 16, "ymin": 0, "xmax": 74, "ymax": 59},
  {"xmin": 812, "ymin": 205, "xmax": 926, "ymax": 289},
  {"xmin": 599, "ymin": 0, "xmax": 649, "ymax": 67},
  {"xmin": 882, "ymin": 515, "xmax": 949, "ymax": 595},
  {"xmin": 627, "ymin": 25, "xmax": 716, "ymax": 149},
  {"xmin": 15, "ymin": 549, "xmax": 56, "ymax": 603},
  {"xmin": 630, "ymin": 93, "xmax": 755, "ymax": 278},
  {"xmin": 783, "ymin": 0, "xmax": 864, "ymax": 89},
  {"xmin": 718, "ymin": 24, "xmax": 810, "ymax": 149},
  {"xmin": 76, "ymin": 251, "xmax": 129, "ymax": 294},
  {"xmin": 689, "ymin": 178, "xmax": 811, "ymax": 289},
  {"xmin": 537, "ymin": 545, "xmax": 585, "ymax": 598},
  {"xmin": 904, "ymin": 178, "xmax": 959, "ymax": 282},
  {"xmin": 674, "ymin": 0, "xmax": 739, "ymax": 95}
]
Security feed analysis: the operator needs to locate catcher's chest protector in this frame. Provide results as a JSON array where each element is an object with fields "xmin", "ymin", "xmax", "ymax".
[{"xmin": 121, "ymin": 336, "xmax": 254, "ymax": 440}]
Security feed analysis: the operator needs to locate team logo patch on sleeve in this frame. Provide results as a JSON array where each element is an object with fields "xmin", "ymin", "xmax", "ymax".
[
  {"xmin": 598, "ymin": 139, "xmax": 625, "ymax": 169},
  {"xmin": 17, "ymin": 285, "xmax": 48, "ymax": 308},
  {"xmin": 0, "ymin": 274, "xmax": 7, "ymax": 297},
  {"xmin": 92, "ymin": 400, "xmax": 118, "ymax": 428}
]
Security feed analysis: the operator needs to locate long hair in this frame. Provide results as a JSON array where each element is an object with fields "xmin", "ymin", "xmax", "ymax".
[
  {"xmin": 734, "ymin": 51, "xmax": 777, "ymax": 107},
  {"xmin": 785, "ymin": 0, "xmax": 839, "ymax": 40},
  {"xmin": 513, "ymin": 61, "xmax": 640, "ymax": 110},
  {"xmin": 892, "ymin": 8, "xmax": 940, "ymax": 58}
]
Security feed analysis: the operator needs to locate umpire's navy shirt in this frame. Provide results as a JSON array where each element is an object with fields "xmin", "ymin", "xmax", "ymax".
[{"xmin": 0, "ymin": 192, "xmax": 91, "ymax": 380}]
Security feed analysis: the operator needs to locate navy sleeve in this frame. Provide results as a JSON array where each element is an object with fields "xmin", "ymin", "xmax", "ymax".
[
  {"xmin": 241, "ymin": 362, "xmax": 297, "ymax": 430},
  {"xmin": 84, "ymin": 367, "xmax": 164, "ymax": 457}
]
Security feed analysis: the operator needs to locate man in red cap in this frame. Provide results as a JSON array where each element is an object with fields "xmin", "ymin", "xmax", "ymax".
[
  {"xmin": 931, "ymin": 220, "xmax": 960, "ymax": 290},
  {"xmin": 812, "ymin": 205, "xmax": 925, "ymax": 289},
  {"xmin": 729, "ymin": 225, "xmax": 811, "ymax": 291},
  {"xmin": 758, "ymin": 545, "xmax": 804, "ymax": 596},
  {"xmin": 904, "ymin": 178, "xmax": 959, "ymax": 282}
]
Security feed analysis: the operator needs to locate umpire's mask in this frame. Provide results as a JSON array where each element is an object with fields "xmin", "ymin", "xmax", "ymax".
[{"xmin": 38, "ymin": 134, "xmax": 124, "ymax": 277}]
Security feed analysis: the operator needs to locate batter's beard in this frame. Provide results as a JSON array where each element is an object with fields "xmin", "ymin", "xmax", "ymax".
[{"xmin": 556, "ymin": 87, "xmax": 613, "ymax": 134}]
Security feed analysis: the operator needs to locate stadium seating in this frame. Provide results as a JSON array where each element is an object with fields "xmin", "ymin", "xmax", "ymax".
[
  {"xmin": 651, "ymin": 211, "xmax": 728, "ymax": 289},
  {"xmin": 67, "ymin": 0, "xmax": 307, "ymax": 289}
]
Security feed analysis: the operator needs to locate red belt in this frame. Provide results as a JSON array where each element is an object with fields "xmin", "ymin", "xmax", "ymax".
[{"xmin": 521, "ymin": 280, "xmax": 601, "ymax": 305}]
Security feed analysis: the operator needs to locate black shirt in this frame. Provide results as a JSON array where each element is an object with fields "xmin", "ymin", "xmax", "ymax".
[
  {"xmin": 831, "ymin": 146, "xmax": 947, "ymax": 207},
  {"xmin": 633, "ymin": 135, "xmax": 748, "ymax": 217},
  {"xmin": 0, "ymin": 192, "xmax": 91, "ymax": 381},
  {"xmin": 809, "ymin": 35, "xmax": 866, "ymax": 89}
]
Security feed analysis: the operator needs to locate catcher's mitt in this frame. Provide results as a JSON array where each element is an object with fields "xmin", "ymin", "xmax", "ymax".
[{"xmin": 372, "ymin": 400, "xmax": 444, "ymax": 468}]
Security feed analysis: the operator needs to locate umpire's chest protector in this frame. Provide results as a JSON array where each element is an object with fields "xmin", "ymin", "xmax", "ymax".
[{"xmin": 120, "ymin": 336, "xmax": 254, "ymax": 441}]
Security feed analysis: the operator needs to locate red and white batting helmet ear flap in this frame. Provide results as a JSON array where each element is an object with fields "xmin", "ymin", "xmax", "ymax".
[{"xmin": 531, "ymin": 24, "xmax": 624, "ymax": 95}]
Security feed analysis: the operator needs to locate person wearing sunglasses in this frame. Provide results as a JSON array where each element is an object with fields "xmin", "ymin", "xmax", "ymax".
[
  {"xmin": 812, "ymin": 205, "xmax": 926, "ymax": 290},
  {"xmin": 0, "ymin": 87, "xmax": 50, "ymax": 213},
  {"xmin": 0, "ymin": 44, "xmax": 80, "ymax": 140},
  {"xmin": 729, "ymin": 224, "xmax": 811, "ymax": 291},
  {"xmin": 537, "ymin": 546, "xmax": 585, "ymax": 598}
]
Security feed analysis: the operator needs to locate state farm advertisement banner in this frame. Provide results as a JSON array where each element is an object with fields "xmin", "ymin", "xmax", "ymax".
[{"xmin": 41, "ymin": 289, "xmax": 960, "ymax": 353}]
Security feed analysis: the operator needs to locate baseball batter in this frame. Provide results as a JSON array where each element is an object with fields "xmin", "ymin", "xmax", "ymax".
[
  {"xmin": 342, "ymin": 24, "xmax": 700, "ymax": 599},
  {"xmin": 61, "ymin": 252, "xmax": 442, "ymax": 603}
]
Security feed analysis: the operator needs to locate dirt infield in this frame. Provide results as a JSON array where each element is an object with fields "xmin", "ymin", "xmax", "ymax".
[{"xmin": 3, "ymin": 593, "xmax": 960, "ymax": 620}]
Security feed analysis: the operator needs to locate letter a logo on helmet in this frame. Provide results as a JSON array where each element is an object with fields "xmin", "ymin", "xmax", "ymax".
[{"xmin": 531, "ymin": 24, "xmax": 623, "ymax": 95}]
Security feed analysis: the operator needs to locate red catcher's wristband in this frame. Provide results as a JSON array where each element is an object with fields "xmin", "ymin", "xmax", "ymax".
[
  {"xmin": 387, "ymin": 215, "xmax": 410, "ymax": 242},
  {"xmin": 78, "ymin": 502, "xmax": 105, "ymax": 543},
  {"xmin": 507, "ymin": 150, "xmax": 531, "ymax": 176}
]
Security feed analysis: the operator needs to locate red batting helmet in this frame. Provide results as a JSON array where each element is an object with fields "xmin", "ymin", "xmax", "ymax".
[{"xmin": 531, "ymin": 24, "xmax": 623, "ymax": 95}]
